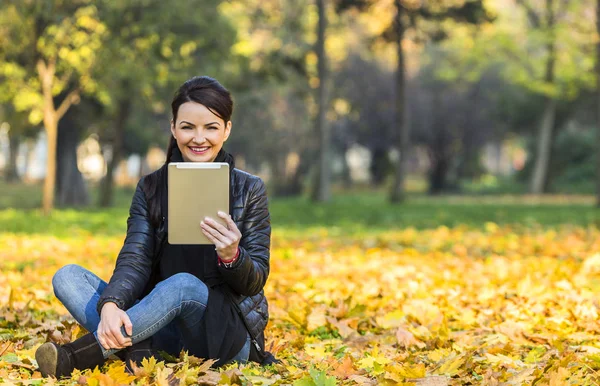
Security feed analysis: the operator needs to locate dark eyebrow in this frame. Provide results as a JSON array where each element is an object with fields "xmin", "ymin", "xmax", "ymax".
[
  {"xmin": 205, "ymin": 121, "xmax": 221, "ymax": 127},
  {"xmin": 179, "ymin": 121, "xmax": 195, "ymax": 127}
]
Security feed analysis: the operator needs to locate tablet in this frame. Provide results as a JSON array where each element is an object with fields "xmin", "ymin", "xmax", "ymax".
[{"xmin": 168, "ymin": 162, "xmax": 230, "ymax": 244}]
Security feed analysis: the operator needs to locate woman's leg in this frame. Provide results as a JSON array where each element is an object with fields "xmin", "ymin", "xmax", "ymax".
[
  {"xmin": 52, "ymin": 264, "xmax": 107, "ymax": 333},
  {"xmin": 100, "ymin": 272, "xmax": 208, "ymax": 358},
  {"xmin": 53, "ymin": 265, "xmax": 207, "ymax": 358}
]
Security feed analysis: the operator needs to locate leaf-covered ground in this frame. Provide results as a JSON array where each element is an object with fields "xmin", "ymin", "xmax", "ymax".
[{"xmin": 2, "ymin": 224, "xmax": 600, "ymax": 385}]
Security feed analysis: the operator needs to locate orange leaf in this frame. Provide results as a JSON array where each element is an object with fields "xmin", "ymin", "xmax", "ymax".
[{"xmin": 332, "ymin": 355, "xmax": 360, "ymax": 379}]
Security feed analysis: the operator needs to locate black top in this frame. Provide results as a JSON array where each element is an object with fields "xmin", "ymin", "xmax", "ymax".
[
  {"xmin": 156, "ymin": 148, "xmax": 246, "ymax": 365},
  {"xmin": 158, "ymin": 243, "xmax": 246, "ymax": 365}
]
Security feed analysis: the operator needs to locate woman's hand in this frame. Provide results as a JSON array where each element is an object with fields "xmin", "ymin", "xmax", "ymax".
[
  {"xmin": 200, "ymin": 211, "xmax": 241, "ymax": 261},
  {"xmin": 98, "ymin": 302, "xmax": 133, "ymax": 350}
]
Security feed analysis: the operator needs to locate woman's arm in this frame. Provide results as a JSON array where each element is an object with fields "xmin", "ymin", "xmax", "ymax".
[
  {"xmin": 218, "ymin": 177, "xmax": 270, "ymax": 296},
  {"xmin": 96, "ymin": 179, "xmax": 155, "ymax": 314}
]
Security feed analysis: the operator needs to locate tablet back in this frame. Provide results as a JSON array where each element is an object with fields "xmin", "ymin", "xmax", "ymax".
[{"xmin": 168, "ymin": 162, "xmax": 229, "ymax": 244}]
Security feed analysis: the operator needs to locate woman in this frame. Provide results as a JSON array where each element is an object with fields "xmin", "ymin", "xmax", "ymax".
[{"xmin": 35, "ymin": 76, "xmax": 274, "ymax": 378}]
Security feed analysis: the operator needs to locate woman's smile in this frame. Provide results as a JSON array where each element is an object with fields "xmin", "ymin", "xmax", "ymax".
[{"xmin": 188, "ymin": 146, "xmax": 211, "ymax": 155}]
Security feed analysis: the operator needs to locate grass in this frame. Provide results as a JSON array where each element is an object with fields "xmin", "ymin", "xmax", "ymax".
[{"xmin": 2, "ymin": 181, "xmax": 600, "ymax": 237}]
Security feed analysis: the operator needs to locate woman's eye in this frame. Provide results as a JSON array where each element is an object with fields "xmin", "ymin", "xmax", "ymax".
[
  {"xmin": 207, "ymin": 126, "xmax": 218, "ymax": 130},
  {"xmin": 182, "ymin": 126, "xmax": 192, "ymax": 130}
]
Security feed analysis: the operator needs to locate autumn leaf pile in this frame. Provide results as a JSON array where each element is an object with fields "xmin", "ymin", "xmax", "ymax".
[{"xmin": 2, "ymin": 224, "xmax": 600, "ymax": 384}]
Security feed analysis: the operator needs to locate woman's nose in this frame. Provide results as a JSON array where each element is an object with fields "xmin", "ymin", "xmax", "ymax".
[{"xmin": 192, "ymin": 131, "xmax": 205, "ymax": 144}]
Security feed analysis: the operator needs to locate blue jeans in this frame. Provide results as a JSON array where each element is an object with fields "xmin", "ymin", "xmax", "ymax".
[{"xmin": 52, "ymin": 264, "xmax": 250, "ymax": 363}]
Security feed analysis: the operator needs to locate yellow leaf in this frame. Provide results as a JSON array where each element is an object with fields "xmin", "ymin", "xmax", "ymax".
[
  {"xmin": 392, "ymin": 363, "xmax": 426, "ymax": 379},
  {"xmin": 434, "ymin": 354, "xmax": 464, "ymax": 376},
  {"xmin": 105, "ymin": 362, "xmax": 136, "ymax": 385}
]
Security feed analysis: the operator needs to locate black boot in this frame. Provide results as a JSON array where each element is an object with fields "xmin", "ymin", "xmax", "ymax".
[
  {"xmin": 35, "ymin": 333, "xmax": 106, "ymax": 378},
  {"xmin": 115, "ymin": 338, "xmax": 163, "ymax": 374}
]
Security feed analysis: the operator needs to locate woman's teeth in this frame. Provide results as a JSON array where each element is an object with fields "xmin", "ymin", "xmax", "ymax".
[{"xmin": 190, "ymin": 146, "xmax": 209, "ymax": 154}]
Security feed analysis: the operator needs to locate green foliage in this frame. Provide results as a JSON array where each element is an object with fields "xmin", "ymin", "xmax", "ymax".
[
  {"xmin": 1, "ymin": 1, "xmax": 107, "ymax": 124},
  {"xmin": 1, "ymin": 183, "xmax": 600, "ymax": 237},
  {"xmin": 519, "ymin": 128, "xmax": 596, "ymax": 193},
  {"xmin": 293, "ymin": 368, "xmax": 337, "ymax": 386}
]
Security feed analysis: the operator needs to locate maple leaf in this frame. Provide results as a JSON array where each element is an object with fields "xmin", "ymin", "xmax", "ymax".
[
  {"xmin": 434, "ymin": 353, "xmax": 464, "ymax": 377},
  {"xmin": 357, "ymin": 347, "xmax": 391, "ymax": 376},
  {"xmin": 396, "ymin": 327, "xmax": 426, "ymax": 349},
  {"xmin": 155, "ymin": 366, "xmax": 173, "ymax": 386},
  {"xmin": 331, "ymin": 355, "xmax": 359, "ymax": 379},
  {"xmin": 196, "ymin": 358, "xmax": 218, "ymax": 374},
  {"xmin": 104, "ymin": 362, "xmax": 136, "ymax": 385}
]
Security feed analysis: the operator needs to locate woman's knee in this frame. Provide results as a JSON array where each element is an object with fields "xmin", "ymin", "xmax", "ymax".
[
  {"xmin": 166, "ymin": 273, "xmax": 208, "ymax": 302},
  {"xmin": 52, "ymin": 264, "xmax": 85, "ymax": 299}
]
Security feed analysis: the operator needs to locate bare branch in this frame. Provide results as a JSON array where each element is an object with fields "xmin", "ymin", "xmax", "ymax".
[
  {"xmin": 556, "ymin": 0, "xmax": 569, "ymax": 19},
  {"xmin": 515, "ymin": 0, "xmax": 542, "ymax": 28},
  {"xmin": 499, "ymin": 44, "xmax": 538, "ymax": 80},
  {"xmin": 56, "ymin": 88, "xmax": 80, "ymax": 120},
  {"xmin": 58, "ymin": 69, "xmax": 74, "ymax": 89}
]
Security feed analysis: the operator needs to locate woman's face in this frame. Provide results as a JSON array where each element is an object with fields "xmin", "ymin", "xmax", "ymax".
[{"xmin": 170, "ymin": 102, "xmax": 231, "ymax": 162}]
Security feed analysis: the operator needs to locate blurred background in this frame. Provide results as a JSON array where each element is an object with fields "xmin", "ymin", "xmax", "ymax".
[{"xmin": 0, "ymin": 0, "xmax": 598, "ymax": 222}]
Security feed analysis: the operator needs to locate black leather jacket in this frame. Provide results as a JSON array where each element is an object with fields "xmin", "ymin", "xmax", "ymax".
[{"xmin": 96, "ymin": 168, "xmax": 271, "ymax": 355}]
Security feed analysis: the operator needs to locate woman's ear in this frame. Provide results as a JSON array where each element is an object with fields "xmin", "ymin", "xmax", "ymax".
[
  {"xmin": 170, "ymin": 120, "xmax": 176, "ymax": 138},
  {"xmin": 223, "ymin": 120, "xmax": 232, "ymax": 142}
]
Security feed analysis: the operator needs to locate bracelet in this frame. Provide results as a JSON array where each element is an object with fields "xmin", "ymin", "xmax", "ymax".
[{"xmin": 218, "ymin": 248, "xmax": 240, "ymax": 268}]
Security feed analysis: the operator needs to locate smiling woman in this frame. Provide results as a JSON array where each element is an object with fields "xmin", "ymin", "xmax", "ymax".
[{"xmin": 35, "ymin": 76, "xmax": 277, "ymax": 378}]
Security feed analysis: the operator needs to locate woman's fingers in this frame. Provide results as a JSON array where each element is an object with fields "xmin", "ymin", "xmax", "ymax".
[
  {"xmin": 121, "ymin": 313, "xmax": 133, "ymax": 337},
  {"xmin": 201, "ymin": 221, "xmax": 231, "ymax": 246},
  {"xmin": 200, "ymin": 227, "xmax": 222, "ymax": 248},
  {"xmin": 109, "ymin": 323, "xmax": 131, "ymax": 347},
  {"xmin": 203, "ymin": 217, "xmax": 234, "ymax": 238},
  {"xmin": 99, "ymin": 330, "xmax": 119, "ymax": 349},
  {"xmin": 97, "ymin": 332, "xmax": 110, "ymax": 350},
  {"xmin": 218, "ymin": 212, "xmax": 242, "ymax": 237}
]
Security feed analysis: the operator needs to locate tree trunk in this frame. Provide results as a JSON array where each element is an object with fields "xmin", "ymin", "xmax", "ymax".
[
  {"xmin": 530, "ymin": 98, "xmax": 557, "ymax": 194},
  {"xmin": 341, "ymin": 146, "xmax": 353, "ymax": 189},
  {"xmin": 38, "ymin": 58, "xmax": 80, "ymax": 214},
  {"xmin": 99, "ymin": 99, "xmax": 131, "ymax": 207},
  {"xmin": 390, "ymin": 0, "xmax": 409, "ymax": 203},
  {"xmin": 529, "ymin": 0, "xmax": 556, "ymax": 195},
  {"xmin": 42, "ymin": 120, "xmax": 58, "ymax": 215},
  {"xmin": 311, "ymin": 0, "xmax": 330, "ymax": 202},
  {"xmin": 55, "ymin": 110, "xmax": 89, "ymax": 207},
  {"xmin": 270, "ymin": 150, "xmax": 307, "ymax": 197},
  {"xmin": 429, "ymin": 156, "xmax": 449, "ymax": 195},
  {"xmin": 370, "ymin": 147, "xmax": 391, "ymax": 186},
  {"xmin": 428, "ymin": 107, "xmax": 452, "ymax": 194},
  {"xmin": 456, "ymin": 83, "xmax": 482, "ymax": 181},
  {"xmin": 5, "ymin": 132, "xmax": 21, "ymax": 183},
  {"xmin": 596, "ymin": 0, "xmax": 600, "ymax": 206}
]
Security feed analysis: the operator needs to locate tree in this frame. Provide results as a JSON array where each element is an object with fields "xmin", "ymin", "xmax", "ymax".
[
  {"xmin": 336, "ymin": 0, "xmax": 490, "ymax": 200},
  {"xmin": 597, "ymin": 0, "xmax": 600, "ymax": 206},
  {"xmin": 218, "ymin": 0, "xmax": 314, "ymax": 197},
  {"xmin": 92, "ymin": 0, "xmax": 236, "ymax": 207},
  {"xmin": 1, "ymin": 1, "xmax": 106, "ymax": 214},
  {"xmin": 482, "ymin": 0, "xmax": 596, "ymax": 194},
  {"xmin": 311, "ymin": 0, "xmax": 331, "ymax": 202},
  {"xmin": 389, "ymin": 0, "xmax": 409, "ymax": 202}
]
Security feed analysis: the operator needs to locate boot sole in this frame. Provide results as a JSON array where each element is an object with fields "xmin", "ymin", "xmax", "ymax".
[{"xmin": 35, "ymin": 343, "xmax": 58, "ymax": 377}]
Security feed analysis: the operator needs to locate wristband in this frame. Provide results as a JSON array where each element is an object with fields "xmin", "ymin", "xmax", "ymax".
[{"xmin": 218, "ymin": 248, "xmax": 240, "ymax": 268}]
